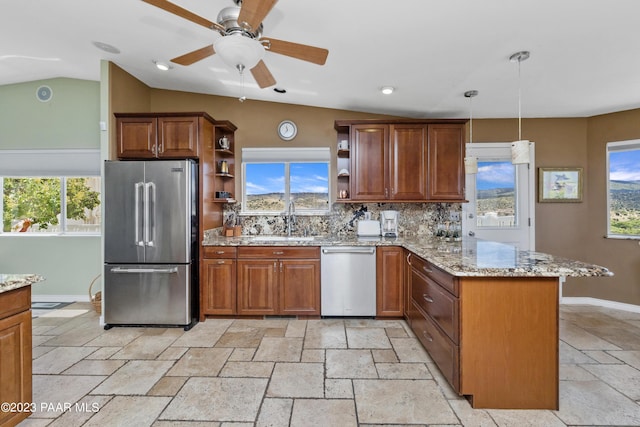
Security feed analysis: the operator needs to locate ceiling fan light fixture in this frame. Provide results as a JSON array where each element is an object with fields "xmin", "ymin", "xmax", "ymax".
[
  {"xmin": 381, "ymin": 86, "xmax": 394, "ymax": 95},
  {"xmin": 214, "ymin": 34, "xmax": 265, "ymax": 70}
]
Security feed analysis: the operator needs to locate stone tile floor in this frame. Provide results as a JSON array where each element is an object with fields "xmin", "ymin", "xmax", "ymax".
[{"xmin": 18, "ymin": 303, "xmax": 640, "ymax": 426}]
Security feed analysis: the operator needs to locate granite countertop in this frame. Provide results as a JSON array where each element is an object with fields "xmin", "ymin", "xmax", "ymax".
[
  {"xmin": 0, "ymin": 274, "xmax": 45, "ymax": 294},
  {"xmin": 203, "ymin": 234, "xmax": 613, "ymax": 278}
]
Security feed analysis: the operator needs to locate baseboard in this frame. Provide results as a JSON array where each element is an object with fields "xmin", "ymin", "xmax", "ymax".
[
  {"xmin": 561, "ymin": 297, "xmax": 640, "ymax": 314},
  {"xmin": 31, "ymin": 294, "xmax": 89, "ymax": 303}
]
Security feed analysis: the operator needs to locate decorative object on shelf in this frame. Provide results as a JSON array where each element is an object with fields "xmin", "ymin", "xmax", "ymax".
[
  {"xmin": 509, "ymin": 50, "xmax": 532, "ymax": 164},
  {"xmin": 339, "ymin": 190, "xmax": 349, "ymax": 199},
  {"xmin": 277, "ymin": 119, "xmax": 297, "ymax": 141},
  {"xmin": 219, "ymin": 160, "xmax": 229, "ymax": 174},
  {"xmin": 338, "ymin": 168, "xmax": 349, "ymax": 177},
  {"xmin": 464, "ymin": 90, "xmax": 478, "ymax": 174},
  {"xmin": 338, "ymin": 140, "xmax": 349, "ymax": 150},
  {"xmin": 216, "ymin": 191, "xmax": 232, "ymax": 199},
  {"xmin": 538, "ymin": 167, "xmax": 583, "ymax": 202},
  {"xmin": 218, "ymin": 135, "xmax": 230, "ymax": 149}
]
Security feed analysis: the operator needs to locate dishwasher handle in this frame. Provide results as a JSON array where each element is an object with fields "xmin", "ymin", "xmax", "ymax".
[{"xmin": 321, "ymin": 247, "xmax": 375, "ymax": 255}]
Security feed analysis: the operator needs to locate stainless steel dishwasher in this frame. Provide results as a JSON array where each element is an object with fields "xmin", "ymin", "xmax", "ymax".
[{"xmin": 321, "ymin": 246, "xmax": 376, "ymax": 316}]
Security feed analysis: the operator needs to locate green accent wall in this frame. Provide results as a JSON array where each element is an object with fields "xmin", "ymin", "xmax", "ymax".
[
  {"xmin": 0, "ymin": 77, "xmax": 101, "ymax": 297},
  {"xmin": 0, "ymin": 78, "xmax": 99, "ymax": 149}
]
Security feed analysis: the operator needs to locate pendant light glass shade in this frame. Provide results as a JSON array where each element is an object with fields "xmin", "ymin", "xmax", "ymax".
[
  {"xmin": 510, "ymin": 51, "xmax": 531, "ymax": 165},
  {"xmin": 464, "ymin": 90, "xmax": 478, "ymax": 174}
]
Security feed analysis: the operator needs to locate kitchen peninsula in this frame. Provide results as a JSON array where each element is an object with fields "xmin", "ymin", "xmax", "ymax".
[
  {"xmin": 0, "ymin": 274, "xmax": 43, "ymax": 426},
  {"xmin": 202, "ymin": 234, "xmax": 611, "ymax": 410}
]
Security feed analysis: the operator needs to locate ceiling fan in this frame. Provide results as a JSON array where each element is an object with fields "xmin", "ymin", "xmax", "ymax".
[{"xmin": 143, "ymin": 0, "xmax": 329, "ymax": 89}]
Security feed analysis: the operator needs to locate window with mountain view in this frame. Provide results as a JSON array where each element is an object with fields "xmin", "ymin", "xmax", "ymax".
[
  {"xmin": 243, "ymin": 162, "xmax": 329, "ymax": 213},
  {"xmin": 476, "ymin": 161, "xmax": 517, "ymax": 227},
  {"xmin": 607, "ymin": 140, "xmax": 640, "ymax": 238}
]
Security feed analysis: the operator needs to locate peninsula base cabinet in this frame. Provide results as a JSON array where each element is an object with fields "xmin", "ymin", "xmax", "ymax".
[
  {"xmin": 406, "ymin": 252, "xmax": 559, "ymax": 410},
  {"xmin": 0, "ymin": 286, "xmax": 32, "ymax": 427}
]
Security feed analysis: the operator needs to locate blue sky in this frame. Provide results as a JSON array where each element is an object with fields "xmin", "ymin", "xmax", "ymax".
[
  {"xmin": 476, "ymin": 161, "xmax": 515, "ymax": 190},
  {"xmin": 245, "ymin": 163, "xmax": 328, "ymax": 195},
  {"xmin": 610, "ymin": 150, "xmax": 640, "ymax": 181}
]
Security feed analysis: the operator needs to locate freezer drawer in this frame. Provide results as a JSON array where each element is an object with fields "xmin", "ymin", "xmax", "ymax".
[{"xmin": 104, "ymin": 264, "xmax": 191, "ymax": 326}]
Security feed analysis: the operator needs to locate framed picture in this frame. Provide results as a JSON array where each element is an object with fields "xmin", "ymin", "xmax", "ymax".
[{"xmin": 538, "ymin": 167, "xmax": 583, "ymax": 202}]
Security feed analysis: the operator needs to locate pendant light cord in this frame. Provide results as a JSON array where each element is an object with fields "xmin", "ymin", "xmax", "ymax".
[{"xmin": 517, "ymin": 58, "xmax": 522, "ymax": 141}]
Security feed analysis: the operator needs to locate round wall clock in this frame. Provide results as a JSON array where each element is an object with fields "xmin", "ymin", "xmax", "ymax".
[{"xmin": 277, "ymin": 120, "xmax": 297, "ymax": 141}]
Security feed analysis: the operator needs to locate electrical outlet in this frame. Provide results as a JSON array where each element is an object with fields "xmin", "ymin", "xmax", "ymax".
[{"xmin": 449, "ymin": 211, "xmax": 461, "ymax": 221}]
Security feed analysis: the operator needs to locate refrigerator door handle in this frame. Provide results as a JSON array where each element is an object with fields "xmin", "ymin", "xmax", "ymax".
[
  {"xmin": 134, "ymin": 182, "xmax": 145, "ymax": 247},
  {"xmin": 144, "ymin": 182, "xmax": 156, "ymax": 247},
  {"xmin": 109, "ymin": 267, "xmax": 179, "ymax": 274}
]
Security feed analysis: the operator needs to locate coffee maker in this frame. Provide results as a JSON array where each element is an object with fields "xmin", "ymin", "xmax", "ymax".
[{"xmin": 380, "ymin": 210, "xmax": 399, "ymax": 237}]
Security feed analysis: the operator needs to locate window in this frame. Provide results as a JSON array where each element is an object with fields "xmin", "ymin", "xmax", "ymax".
[
  {"xmin": 242, "ymin": 148, "xmax": 330, "ymax": 214},
  {"xmin": 607, "ymin": 140, "xmax": 640, "ymax": 238},
  {"xmin": 476, "ymin": 160, "xmax": 517, "ymax": 227},
  {"xmin": 0, "ymin": 150, "xmax": 101, "ymax": 235}
]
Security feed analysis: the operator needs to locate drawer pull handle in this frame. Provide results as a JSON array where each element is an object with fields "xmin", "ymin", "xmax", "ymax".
[
  {"xmin": 217, "ymin": 261, "xmax": 225, "ymax": 264},
  {"xmin": 215, "ymin": 251, "xmax": 225, "ymax": 254},
  {"xmin": 273, "ymin": 251, "xmax": 284, "ymax": 255},
  {"xmin": 422, "ymin": 294, "xmax": 434, "ymax": 303},
  {"xmin": 422, "ymin": 266, "xmax": 433, "ymax": 273},
  {"xmin": 422, "ymin": 331, "xmax": 433, "ymax": 342}
]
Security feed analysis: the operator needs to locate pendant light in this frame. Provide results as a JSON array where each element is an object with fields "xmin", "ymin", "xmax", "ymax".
[
  {"xmin": 510, "ymin": 51, "xmax": 531, "ymax": 164},
  {"xmin": 464, "ymin": 90, "xmax": 479, "ymax": 174}
]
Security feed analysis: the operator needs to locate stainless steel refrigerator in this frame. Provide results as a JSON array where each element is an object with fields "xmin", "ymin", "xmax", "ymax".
[{"xmin": 103, "ymin": 160, "xmax": 198, "ymax": 330}]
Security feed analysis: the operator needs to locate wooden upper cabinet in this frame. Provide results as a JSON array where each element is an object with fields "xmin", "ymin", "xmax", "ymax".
[
  {"xmin": 336, "ymin": 119, "xmax": 466, "ymax": 203},
  {"xmin": 116, "ymin": 116, "xmax": 157, "ymax": 158},
  {"xmin": 157, "ymin": 116, "xmax": 199, "ymax": 158},
  {"xmin": 351, "ymin": 124, "xmax": 388, "ymax": 200},
  {"xmin": 116, "ymin": 113, "xmax": 205, "ymax": 159},
  {"xmin": 427, "ymin": 124, "xmax": 465, "ymax": 200},
  {"xmin": 390, "ymin": 124, "xmax": 428, "ymax": 200}
]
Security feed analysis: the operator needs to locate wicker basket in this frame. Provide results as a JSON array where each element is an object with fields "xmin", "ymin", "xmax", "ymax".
[{"xmin": 89, "ymin": 274, "xmax": 102, "ymax": 315}]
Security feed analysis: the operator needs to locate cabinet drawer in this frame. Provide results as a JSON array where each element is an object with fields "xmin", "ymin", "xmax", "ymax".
[
  {"xmin": 409, "ymin": 253, "xmax": 458, "ymax": 297},
  {"xmin": 0, "ymin": 286, "xmax": 31, "ymax": 319},
  {"xmin": 411, "ymin": 269, "xmax": 459, "ymax": 343},
  {"xmin": 238, "ymin": 246, "xmax": 320, "ymax": 259},
  {"xmin": 409, "ymin": 302, "xmax": 459, "ymax": 392},
  {"xmin": 202, "ymin": 246, "xmax": 237, "ymax": 259}
]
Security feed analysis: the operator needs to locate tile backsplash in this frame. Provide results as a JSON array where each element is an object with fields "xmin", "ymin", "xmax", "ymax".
[{"xmin": 214, "ymin": 202, "xmax": 462, "ymax": 237}]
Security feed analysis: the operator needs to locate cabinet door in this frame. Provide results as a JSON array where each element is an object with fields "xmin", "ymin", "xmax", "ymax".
[
  {"xmin": 389, "ymin": 124, "xmax": 428, "ymax": 200},
  {"xmin": 280, "ymin": 259, "xmax": 320, "ymax": 315},
  {"xmin": 427, "ymin": 124, "xmax": 465, "ymax": 200},
  {"xmin": 351, "ymin": 124, "xmax": 388, "ymax": 200},
  {"xmin": 237, "ymin": 260, "xmax": 278, "ymax": 315},
  {"xmin": 116, "ymin": 117, "xmax": 157, "ymax": 159},
  {"xmin": 0, "ymin": 310, "xmax": 32, "ymax": 427},
  {"xmin": 158, "ymin": 116, "xmax": 199, "ymax": 158},
  {"xmin": 376, "ymin": 246, "xmax": 404, "ymax": 317},
  {"xmin": 201, "ymin": 259, "xmax": 236, "ymax": 316}
]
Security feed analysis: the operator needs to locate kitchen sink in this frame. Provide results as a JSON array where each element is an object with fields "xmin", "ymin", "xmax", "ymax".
[{"xmin": 251, "ymin": 235, "xmax": 315, "ymax": 242}]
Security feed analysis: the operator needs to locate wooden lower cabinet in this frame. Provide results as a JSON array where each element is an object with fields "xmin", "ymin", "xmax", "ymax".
[
  {"xmin": 201, "ymin": 246, "xmax": 237, "ymax": 319},
  {"xmin": 406, "ymin": 251, "xmax": 559, "ymax": 410},
  {"xmin": 237, "ymin": 247, "xmax": 320, "ymax": 316},
  {"xmin": 0, "ymin": 286, "xmax": 32, "ymax": 427},
  {"xmin": 376, "ymin": 246, "xmax": 404, "ymax": 317}
]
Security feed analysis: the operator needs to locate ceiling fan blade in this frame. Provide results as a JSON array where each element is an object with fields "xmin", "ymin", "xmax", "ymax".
[
  {"xmin": 237, "ymin": 0, "xmax": 278, "ymax": 32},
  {"xmin": 250, "ymin": 60, "xmax": 276, "ymax": 88},
  {"xmin": 171, "ymin": 45, "xmax": 215, "ymax": 66},
  {"xmin": 262, "ymin": 37, "xmax": 328, "ymax": 65},
  {"xmin": 142, "ymin": 0, "xmax": 224, "ymax": 31}
]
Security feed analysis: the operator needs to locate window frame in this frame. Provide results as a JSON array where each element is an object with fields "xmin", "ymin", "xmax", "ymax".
[
  {"xmin": 606, "ymin": 139, "xmax": 640, "ymax": 239},
  {"xmin": 241, "ymin": 147, "xmax": 331, "ymax": 215},
  {"xmin": 0, "ymin": 149, "xmax": 101, "ymax": 236}
]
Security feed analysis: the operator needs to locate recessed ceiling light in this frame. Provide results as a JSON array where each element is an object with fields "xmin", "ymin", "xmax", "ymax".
[
  {"xmin": 381, "ymin": 86, "xmax": 394, "ymax": 95},
  {"xmin": 92, "ymin": 41, "xmax": 120, "ymax": 54},
  {"xmin": 153, "ymin": 61, "xmax": 172, "ymax": 71},
  {"xmin": 273, "ymin": 87, "xmax": 287, "ymax": 94}
]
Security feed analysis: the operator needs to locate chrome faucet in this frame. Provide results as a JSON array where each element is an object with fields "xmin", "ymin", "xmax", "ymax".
[{"xmin": 286, "ymin": 198, "xmax": 296, "ymax": 236}]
